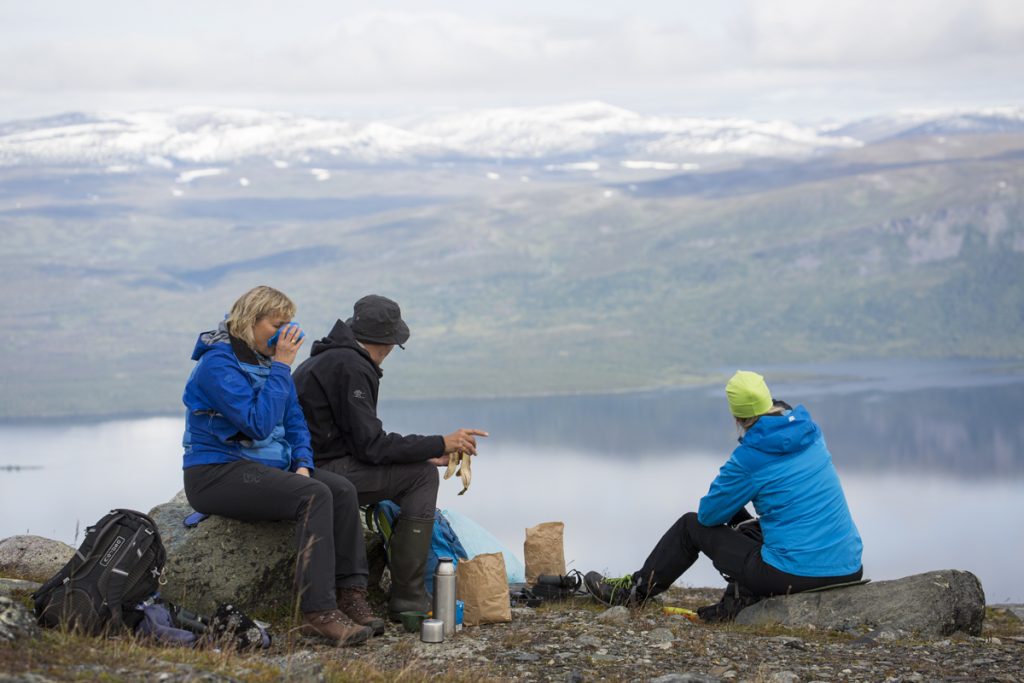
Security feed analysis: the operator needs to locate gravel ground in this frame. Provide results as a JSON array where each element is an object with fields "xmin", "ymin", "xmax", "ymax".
[
  {"xmin": 3, "ymin": 587, "xmax": 1022, "ymax": 682},
  {"xmin": 319, "ymin": 589, "xmax": 1024, "ymax": 683}
]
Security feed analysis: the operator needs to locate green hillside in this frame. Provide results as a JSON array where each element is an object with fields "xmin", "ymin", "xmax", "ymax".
[{"xmin": 1, "ymin": 133, "xmax": 1022, "ymax": 418}]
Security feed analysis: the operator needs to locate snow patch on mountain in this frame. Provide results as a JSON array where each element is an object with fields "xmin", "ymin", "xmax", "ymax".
[
  {"xmin": 176, "ymin": 168, "xmax": 226, "ymax": 184},
  {"xmin": 621, "ymin": 160, "xmax": 700, "ymax": 171},
  {"xmin": 545, "ymin": 161, "xmax": 601, "ymax": 172}
]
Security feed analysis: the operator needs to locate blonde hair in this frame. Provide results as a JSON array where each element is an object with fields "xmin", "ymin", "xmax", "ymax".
[
  {"xmin": 225, "ymin": 286, "xmax": 296, "ymax": 349},
  {"xmin": 735, "ymin": 403, "xmax": 787, "ymax": 439}
]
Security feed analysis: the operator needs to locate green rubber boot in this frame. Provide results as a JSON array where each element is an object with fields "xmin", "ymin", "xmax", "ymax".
[{"xmin": 386, "ymin": 515, "xmax": 434, "ymax": 621}]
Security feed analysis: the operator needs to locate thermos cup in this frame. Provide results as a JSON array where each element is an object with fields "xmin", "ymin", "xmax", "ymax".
[
  {"xmin": 433, "ymin": 557, "xmax": 457, "ymax": 637},
  {"xmin": 420, "ymin": 618, "xmax": 444, "ymax": 643}
]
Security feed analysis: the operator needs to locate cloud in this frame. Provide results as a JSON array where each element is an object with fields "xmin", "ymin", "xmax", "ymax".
[
  {"xmin": 0, "ymin": 1, "xmax": 1022, "ymax": 118},
  {"xmin": 743, "ymin": 0, "xmax": 1024, "ymax": 67},
  {"xmin": 0, "ymin": 10, "xmax": 726, "ymax": 94}
]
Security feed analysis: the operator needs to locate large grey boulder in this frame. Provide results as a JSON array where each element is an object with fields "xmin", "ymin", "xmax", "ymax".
[
  {"xmin": 735, "ymin": 569, "xmax": 985, "ymax": 637},
  {"xmin": 149, "ymin": 490, "xmax": 385, "ymax": 617},
  {"xmin": 0, "ymin": 536, "xmax": 74, "ymax": 581},
  {"xmin": 149, "ymin": 490, "xmax": 295, "ymax": 616}
]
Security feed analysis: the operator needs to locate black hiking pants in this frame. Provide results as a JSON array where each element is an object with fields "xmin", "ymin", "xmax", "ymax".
[
  {"xmin": 317, "ymin": 456, "xmax": 439, "ymax": 521},
  {"xmin": 184, "ymin": 460, "xmax": 368, "ymax": 613},
  {"xmin": 632, "ymin": 512, "xmax": 863, "ymax": 599}
]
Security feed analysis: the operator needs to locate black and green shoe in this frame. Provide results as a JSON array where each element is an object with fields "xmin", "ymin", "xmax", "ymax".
[{"xmin": 584, "ymin": 571, "xmax": 636, "ymax": 606}]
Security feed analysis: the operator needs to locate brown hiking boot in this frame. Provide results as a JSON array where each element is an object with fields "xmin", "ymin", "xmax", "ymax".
[
  {"xmin": 337, "ymin": 586, "xmax": 386, "ymax": 636},
  {"xmin": 299, "ymin": 609, "xmax": 372, "ymax": 646}
]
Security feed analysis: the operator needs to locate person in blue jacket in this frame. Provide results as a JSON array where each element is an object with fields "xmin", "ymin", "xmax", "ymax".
[
  {"xmin": 181, "ymin": 285, "xmax": 378, "ymax": 646},
  {"xmin": 585, "ymin": 370, "xmax": 863, "ymax": 611}
]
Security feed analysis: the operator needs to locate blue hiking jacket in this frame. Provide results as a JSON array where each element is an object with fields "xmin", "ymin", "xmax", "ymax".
[
  {"xmin": 697, "ymin": 405, "xmax": 862, "ymax": 577},
  {"xmin": 182, "ymin": 326, "xmax": 314, "ymax": 472}
]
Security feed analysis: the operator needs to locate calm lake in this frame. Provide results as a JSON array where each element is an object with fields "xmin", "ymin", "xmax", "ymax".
[{"xmin": 2, "ymin": 359, "xmax": 1023, "ymax": 601}]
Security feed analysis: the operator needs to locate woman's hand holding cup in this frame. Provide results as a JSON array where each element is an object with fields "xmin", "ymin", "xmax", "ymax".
[{"xmin": 272, "ymin": 323, "xmax": 304, "ymax": 365}]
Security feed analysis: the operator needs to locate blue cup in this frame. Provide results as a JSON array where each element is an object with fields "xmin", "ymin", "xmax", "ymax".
[{"xmin": 267, "ymin": 323, "xmax": 305, "ymax": 347}]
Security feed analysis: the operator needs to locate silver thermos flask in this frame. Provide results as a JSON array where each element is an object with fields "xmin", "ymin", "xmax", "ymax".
[{"xmin": 433, "ymin": 556, "xmax": 457, "ymax": 637}]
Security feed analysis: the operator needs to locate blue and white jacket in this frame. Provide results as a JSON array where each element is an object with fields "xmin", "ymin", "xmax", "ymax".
[
  {"xmin": 698, "ymin": 405, "xmax": 862, "ymax": 577},
  {"xmin": 182, "ymin": 324, "xmax": 314, "ymax": 472}
]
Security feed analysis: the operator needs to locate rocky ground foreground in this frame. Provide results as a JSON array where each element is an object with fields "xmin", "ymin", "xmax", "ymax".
[{"xmin": 2, "ymin": 584, "xmax": 1023, "ymax": 683}]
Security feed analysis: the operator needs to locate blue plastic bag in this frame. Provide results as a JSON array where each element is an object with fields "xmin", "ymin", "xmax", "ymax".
[{"xmin": 442, "ymin": 508, "xmax": 525, "ymax": 584}]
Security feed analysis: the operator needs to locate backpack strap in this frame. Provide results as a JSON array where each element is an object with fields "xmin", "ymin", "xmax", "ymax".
[
  {"xmin": 365, "ymin": 503, "xmax": 396, "ymax": 563},
  {"xmin": 363, "ymin": 505, "xmax": 376, "ymax": 536},
  {"xmin": 104, "ymin": 522, "xmax": 160, "ymax": 630},
  {"xmin": 800, "ymin": 578, "xmax": 870, "ymax": 593}
]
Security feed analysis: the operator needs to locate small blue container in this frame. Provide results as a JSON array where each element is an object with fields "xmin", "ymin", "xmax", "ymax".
[
  {"xmin": 267, "ymin": 323, "xmax": 305, "ymax": 347},
  {"xmin": 455, "ymin": 599, "xmax": 464, "ymax": 628}
]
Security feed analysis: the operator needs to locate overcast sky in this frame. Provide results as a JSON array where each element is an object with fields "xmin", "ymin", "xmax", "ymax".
[{"xmin": 2, "ymin": 0, "xmax": 1023, "ymax": 122}]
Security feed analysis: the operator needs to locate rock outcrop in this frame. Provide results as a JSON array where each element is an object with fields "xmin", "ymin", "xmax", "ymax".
[
  {"xmin": 0, "ymin": 578, "xmax": 42, "ymax": 598},
  {"xmin": 0, "ymin": 535, "xmax": 74, "ymax": 581},
  {"xmin": 735, "ymin": 569, "xmax": 986, "ymax": 636},
  {"xmin": 148, "ymin": 490, "xmax": 385, "ymax": 617},
  {"xmin": 0, "ymin": 596, "xmax": 38, "ymax": 642}
]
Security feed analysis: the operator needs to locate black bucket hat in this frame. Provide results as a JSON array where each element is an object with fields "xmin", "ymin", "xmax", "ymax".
[{"xmin": 347, "ymin": 294, "xmax": 410, "ymax": 348}]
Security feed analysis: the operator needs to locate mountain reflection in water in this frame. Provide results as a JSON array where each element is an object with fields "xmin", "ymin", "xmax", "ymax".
[
  {"xmin": 387, "ymin": 360, "xmax": 1024, "ymax": 479},
  {"xmin": 1, "ymin": 360, "xmax": 1021, "ymax": 601}
]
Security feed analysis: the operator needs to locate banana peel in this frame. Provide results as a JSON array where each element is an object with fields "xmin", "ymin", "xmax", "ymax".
[
  {"xmin": 443, "ymin": 453, "xmax": 460, "ymax": 481},
  {"xmin": 443, "ymin": 451, "xmax": 473, "ymax": 495},
  {"xmin": 458, "ymin": 452, "xmax": 472, "ymax": 495}
]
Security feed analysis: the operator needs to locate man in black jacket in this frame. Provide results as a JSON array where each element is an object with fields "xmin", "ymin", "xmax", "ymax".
[{"xmin": 293, "ymin": 294, "xmax": 487, "ymax": 621}]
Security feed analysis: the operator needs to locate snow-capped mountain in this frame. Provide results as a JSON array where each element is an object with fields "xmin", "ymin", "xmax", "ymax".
[
  {"xmin": 2, "ymin": 102, "xmax": 1022, "ymax": 170},
  {"xmin": 823, "ymin": 107, "xmax": 1024, "ymax": 143},
  {"xmin": 0, "ymin": 102, "xmax": 862, "ymax": 169},
  {"xmin": 0, "ymin": 108, "xmax": 434, "ymax": 168},
  {"xmin": 400, "ymin": 102, "xmax": 862, "ymax": 160}
]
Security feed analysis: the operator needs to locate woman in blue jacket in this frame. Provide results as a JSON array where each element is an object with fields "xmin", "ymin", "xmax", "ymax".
[
  {"xmin": 585, "ymin": 371, "xmax": 863, "ymax": 612},
  {"xmin": 182, "ymin": 286, "xmax": 380, "ymax": 645}
]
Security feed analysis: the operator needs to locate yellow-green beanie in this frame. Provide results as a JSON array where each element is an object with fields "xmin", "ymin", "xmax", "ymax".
[{"xmin": 725, "ymin": 370, "xmax": 773, "ymax": 418}]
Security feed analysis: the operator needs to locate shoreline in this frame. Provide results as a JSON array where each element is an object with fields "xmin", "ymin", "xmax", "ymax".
[{"xmin": 2, "ymin": 357, "xmax": 1024, "ymax": 426}]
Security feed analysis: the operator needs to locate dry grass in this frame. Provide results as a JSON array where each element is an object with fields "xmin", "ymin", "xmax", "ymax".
[
  {"xmin": 984, "ymin": 606, "xmax": 1024, "ymax": 638},
  {"xmin": 1, "ymin": 629, "xmax": 497, "ymax": 683},
  {"xmin": 3, "ymin": 629, "xmax": 278, "ymax": 682},
  {"xmin": 720, "ymin": 621, "xmax": 856, "ymax": 643}
]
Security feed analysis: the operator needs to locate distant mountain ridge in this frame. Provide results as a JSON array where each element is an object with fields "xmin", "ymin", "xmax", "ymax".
[
  {"xmin": 824, "ymin": 107, "xmax": 1024, "ymax": 143},
  {"xmin": 10, "ymin": 102, "xmax": 1023, "ymax": 169},
  {"xmin": 0, "ymin": 101, "xmax": 1022, "ymax": 418},
  {"xmin": 4, "ymin": 103, "xmax": 1024, "ymax": 171}
]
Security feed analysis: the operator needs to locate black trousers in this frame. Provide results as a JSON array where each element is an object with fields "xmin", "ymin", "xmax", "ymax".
[
  {"xmin": 633, "ymin": 512, "xmax": 863, "ymax": 599},
  {"xmin": 318, "ymin": 456, "xmax": 440, "ymax": 521},
  {"xmin": 184, "ymin": 460, "xmax": 368, "ymax": 613}
]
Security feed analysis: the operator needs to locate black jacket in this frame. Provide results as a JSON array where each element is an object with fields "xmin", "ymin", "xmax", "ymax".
[{"xmin": 292, "ymin": 319, "xmax": 444, "ymax": 466}]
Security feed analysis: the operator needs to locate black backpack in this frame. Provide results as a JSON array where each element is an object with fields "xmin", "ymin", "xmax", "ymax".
[
  {"xmin": 511, "ymin": 571, "xmax": 586, "ymax": 607},
  {"xmin": 531, "ymin": 571, "xmax": 584, "ymax": 602},
  {"xmin": 32, "ymin": 509, "xmax": 167, "ymax": 635}
]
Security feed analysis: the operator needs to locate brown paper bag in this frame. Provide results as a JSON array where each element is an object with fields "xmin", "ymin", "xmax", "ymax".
[
  {"xmin": 456, "ymin": 552, "xmax": 512, "ymax": 626},
  {"xmin": 524, "ymin": 521, "xmax": 566, "ymax": 585}
]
